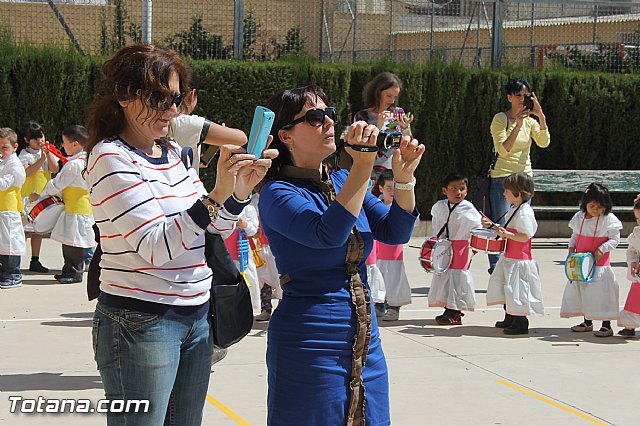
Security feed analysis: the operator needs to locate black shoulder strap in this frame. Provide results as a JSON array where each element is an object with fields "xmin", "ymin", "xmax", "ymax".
[
  {"xmin": 198, "ymin": 119, "xmax": 211, "ymax": 146},
  {"xmin": 436, "ymin": 201, "xmax": 459, "ymax": 239},
  {"xmin": 181, "ymin": 146, "xmax": 194, "ymax": 170}
]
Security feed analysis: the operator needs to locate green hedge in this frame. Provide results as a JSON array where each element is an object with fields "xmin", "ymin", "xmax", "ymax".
[{"xmin": 1, "ymin": 45, "xmax": 638, "ymax": 216}]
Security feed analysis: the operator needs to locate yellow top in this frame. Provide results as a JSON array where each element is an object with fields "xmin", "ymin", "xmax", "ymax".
[
  {"xmin": 61, "ymin": 186, "xmax": 91, "ymax": 215},
  {"xmin": 0, "ymin": 186, "xmax": 24, "ymax": 212},
  {"xmin": 490, "ymin": 112, "xmax": 550, "ymax": 178}
]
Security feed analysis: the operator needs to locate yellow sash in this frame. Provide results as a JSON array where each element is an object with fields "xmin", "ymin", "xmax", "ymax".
[
  {"xmin": 61, "ymin": 186, "xmax": 91, "ymax": 215},
  {"xmin": 22, "ymin": 169, "xmax": 52, "ymax": 196},
  {"xmin": 0, "ymin": 186, "xmax": 24, "ymax": 212}
]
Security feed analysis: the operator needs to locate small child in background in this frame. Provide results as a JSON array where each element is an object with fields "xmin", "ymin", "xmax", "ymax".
[
  {"xmin": 18, "ymin": 121, "xmax": 60, "ymax": 273},
  {"xmin": 364, "ymin": 175, "xmax": 386, "ymax": 318},
  {"xmin": 617, "ymin": 195, "xmax": 640, "ymax": 337},
  {"xmin": 0, "ymin": 128, "xmax": 27, "ymax": 289},
  {"xmin": 34, "ymin": 125, "xmax": 94, "ymax": 284},
  {"xmin": 561, "ymin": 183, "xmax": 622, "ymax": 337},
  {"xmin": 484, "ymin": 172, "xmax": 543, "ymax": 335},
  {"xmin": 376, "ymin": 170, "xmax": 412, "ymax": 321},
  {"xmin": 429, "ymin": 172, "xmax": 482, "ymax": 325},
  {"xmin": 250, "ymin": 192, "xmax": 282, "ymax": 322},
  {"xmin": 224, "ymin": 203, "xmax": 262, "ymax": 315}
]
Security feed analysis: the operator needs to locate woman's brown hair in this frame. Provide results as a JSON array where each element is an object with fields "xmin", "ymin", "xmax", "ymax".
[{"xmin": 85, "ymin": 44, "xmax": 192, "ymax": 153}]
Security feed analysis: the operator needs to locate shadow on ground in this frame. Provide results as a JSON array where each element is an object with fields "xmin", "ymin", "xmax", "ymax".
[{"xmin": 0, "ymin": 373, "xmax": 102, "ymax": 392}]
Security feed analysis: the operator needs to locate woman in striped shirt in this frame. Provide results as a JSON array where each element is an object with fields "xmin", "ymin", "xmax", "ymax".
[{"xmin": 85, "ymin": 44, "xmax": 275, "ymax": 426}]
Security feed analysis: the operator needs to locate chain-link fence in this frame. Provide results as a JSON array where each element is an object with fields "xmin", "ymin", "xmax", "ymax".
[{"xmin": 2, "ymin": 0, "xmax": 640, "ymax": 72}]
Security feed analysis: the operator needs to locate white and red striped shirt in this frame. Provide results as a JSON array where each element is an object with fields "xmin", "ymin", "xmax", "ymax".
[{"xmin": 86, "ymin": 137, "xmax": 238, "ymax": 306}]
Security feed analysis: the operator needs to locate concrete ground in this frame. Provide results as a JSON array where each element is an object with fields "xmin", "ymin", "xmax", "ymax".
[{"xmin": 1, "ymin": 233, "xmax": 638, "ymax": 426}]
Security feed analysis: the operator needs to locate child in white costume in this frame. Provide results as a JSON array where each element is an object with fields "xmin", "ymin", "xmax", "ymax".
[
  {"xmin": 618, "ymin": 197, "xmax": 640, "ymax": 337},
  {"xmin": 485, "ymin": 172, "xmax": 543, "ymax": 335},
  {"xmin": 429, "ymin": 173, "xmax": 482, "ymax": 325},
  {"xmin": 561, "ymin": 183, "xmax": 622, "ymax": 337},
  {"xmin": 36, "ymin": 126, "xmax": 94, "ymax": 284},
  {"xmin": 376, "ymin": 170, "xmax": 412, "ymax": 321},
  {"xmin": 0, "ymin": 128, "xmax": 27, "ymax": 289},
  {"xmin": 224, "ymin": 203, "xmax": 261, "ymax": 314}
]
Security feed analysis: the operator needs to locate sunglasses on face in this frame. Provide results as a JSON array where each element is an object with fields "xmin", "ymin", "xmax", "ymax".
[
  {"xmin": 282, "ymin": 107, "xmax": 336, "ymax": 129},
  {"xmin": 150, "ymin": 92, "xmax": 185, "ymax": 111}
]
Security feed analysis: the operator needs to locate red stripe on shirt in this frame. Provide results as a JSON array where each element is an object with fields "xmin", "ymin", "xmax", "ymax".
[
  {"xmin": 131, "ymin": 158, "xmax": 183, "ymax": 171},
  {"xmin": 124, "ymin": 214, "xmax": 165, "ymax": 238},
  {"xmin": 106, "ymin": 284, "xmax": 207, "ymax": 298},
  {"xmin": 87, "ymin": 152, "xmax": 120, "ymax": 174},
  {"xmin": 156, "ymin": 191, "xmax": 198, "ymax": 201},
  {"xmin": 92, "ymin": 181, "xmax": 146, "ymax": 206}
]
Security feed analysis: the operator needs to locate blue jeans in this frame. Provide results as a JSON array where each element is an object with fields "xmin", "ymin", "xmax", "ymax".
[
  {"xmin": 93, "ymin": 302, "xmax": 213, "ymax": 426},
  {"xmin": 488, "ymin": 177, "xmax": 510, "ymax": 270},
  {"xmin": 0, "ymin": 255, "xmax": 21, "ymax": 285}
]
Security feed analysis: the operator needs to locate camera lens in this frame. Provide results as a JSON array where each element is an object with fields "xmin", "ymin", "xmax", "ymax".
[{"xmin": 376, "ymin": 131, "xmax": 402, "ymax": 151}]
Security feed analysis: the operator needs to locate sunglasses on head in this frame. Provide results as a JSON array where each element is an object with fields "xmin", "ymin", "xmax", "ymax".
[{"xmin": 282, "ymin": 107, "xmax": 336, "ymax": 129}]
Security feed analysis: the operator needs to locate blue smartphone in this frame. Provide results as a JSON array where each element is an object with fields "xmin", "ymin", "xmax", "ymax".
[{"xmin": 247, "ymin": 106, "xmax": 275, "ymax": 158}]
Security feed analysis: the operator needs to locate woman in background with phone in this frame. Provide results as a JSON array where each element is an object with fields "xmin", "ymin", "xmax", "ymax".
[
  {"xmin": 356, "ymin": 72, "xmax": 414, "ymax": 175},
  {"xmin": 259, "ymin": 85, "xmax": 424, "ymax": 425},
  {"xmin": 487, "ymin": 77, "xmax": 550, "ymax": 274}
]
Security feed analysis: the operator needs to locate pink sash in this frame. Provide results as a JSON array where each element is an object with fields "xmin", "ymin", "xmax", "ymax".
[
  {"xmin": 623, "ymin": 282, "xmax": 640, "ymax": 314},
  {"xmin": 449, "ymin": 240, "xmax": 470, "ymax": 270},
  {"xmin": 224, "ymin": 231, "xmax": 239, "ymax": 260},
  {"xmin": 377, "ymin": 242, "xmax": 403, "ymax": 261},
  {"xmin": 575, "ymin": 215, "xmax": 610, "ymax": 266},
  {"xmin": 504, "ymin": 227, "xmax": 533, "ymax": 260},
  {"xmin": 365, "ymin": 240, "xmax": 378, "ymax": 266}
]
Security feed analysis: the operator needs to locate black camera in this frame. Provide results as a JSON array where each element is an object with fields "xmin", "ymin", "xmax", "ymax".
[
  {"xmin": 523, "ymin": 93, "xmax": 534, "ymax": 110},
  {"xmin": 376, "ymin": 131, "xmax": 402, "ymax": 151}
]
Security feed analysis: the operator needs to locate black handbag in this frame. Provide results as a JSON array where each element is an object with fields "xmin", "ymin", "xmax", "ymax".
[{"xmin": 204, "ymin": 232, "xmax": 254, "ymax": 349}]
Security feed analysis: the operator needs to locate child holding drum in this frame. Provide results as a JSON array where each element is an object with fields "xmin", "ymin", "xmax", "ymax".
[
  {"xmin": 560, "ymin": 183, "xmax": 622, "ymax": 337},
  {"xmin": 34, "ymin": 125, "xmax": 94, "ymax": 284},
  {"xmin": 0, "ymin": 128, "xmax": 27, "ymax": 289},
  {"xmin": 618, "ymin": 196, "xmax": 640, "ymax": 337},
  {"xmin": 428, "ymin": 172, "xmax": 482, "ymax": 325},
  {"xmin": 483, "ymin": 172, "xmax": 543, "ymax": 335}
]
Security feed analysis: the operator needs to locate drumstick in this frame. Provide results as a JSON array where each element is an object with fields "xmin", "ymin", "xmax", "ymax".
[{"xmin": 479, "ymin": 211, "xmax": 497, "ymax": 229}]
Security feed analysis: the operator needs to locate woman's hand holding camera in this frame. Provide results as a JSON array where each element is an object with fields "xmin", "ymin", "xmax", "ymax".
[
  {"xmin": 345, "ymin": 121, "xmax": 379, "ymax": 164},
  {"xmin": 210, "ymin": 142, "xmax": 277, "ymax": 204}
]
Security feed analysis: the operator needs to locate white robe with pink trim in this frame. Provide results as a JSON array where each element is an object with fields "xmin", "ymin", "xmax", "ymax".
[{"xmin": 619, "ymin": 226, "xmax": 640, "ymax": 328}]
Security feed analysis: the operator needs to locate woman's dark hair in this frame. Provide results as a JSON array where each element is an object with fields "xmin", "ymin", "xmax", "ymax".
[
  {"xmin": 62, "ymin": 125, "xmax": 89, "ymax": 147},
  {"xmin": 580, "ymin": 182, "xmax": 613, "ymax": 215},
  {"xmin": 503, "ymin": 172, "xmax": 534, "ymax": 202},
  {"xmin": 362, "ymin": 72, "xmax": 403, "ymax": 110},
  {"xmin": 505, "ymin": 77, "xmax": 531, "ymax": 95},
  {"xmin": 377, "ymin": 169, "xmax": 394, "ymax": 189},
  {"xmin": 85, "ymin": 44, "xmax": 192, "ymax": 154},
  {"xmin": 442, "ymin": 172, "xmax": 468, "ymax": 188},
  {"xmin": 264, "ymin": 85, "xmax": 329, "ymax": 181}
]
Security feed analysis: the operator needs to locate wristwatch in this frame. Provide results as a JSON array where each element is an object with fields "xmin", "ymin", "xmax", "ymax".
[
  {"xmin": 201, "ymin": 196, "xmax": 222, "ymax": 221},
  {"xmin": 394, "ymin": 176, "xmax": 416, "ymax": 191}
]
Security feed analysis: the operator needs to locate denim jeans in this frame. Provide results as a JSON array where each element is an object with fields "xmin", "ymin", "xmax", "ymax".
[
  {"xmin": 0, "ymin": 255, "xmax": 21, "ymax": 285},
  {"xmin": 488, "ymin": 177, "xmax": 510, "ymax": 270},
  {"xmin": 93, "ymin": 302, "xmax": 213, "ymax": 426}
]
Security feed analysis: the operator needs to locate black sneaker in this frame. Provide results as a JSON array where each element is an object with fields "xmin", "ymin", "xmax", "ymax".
[
  {"xmin": 495, "ymin": 314, "xmax": 515, "ymax": 329},
  {"xmin": 29, "ymin": 259, "xmax": 49, "ymax": 273},
  {"xmin": 618, "ymin": 328, "xmax": 636, "ymax": 337},
  {"xmin": 503, "ymin": 317, "xmax": 529, "ymax": 335},
  {"xmin": 54, "ymin": 274, "xmax": 82, "ymax": 284}
]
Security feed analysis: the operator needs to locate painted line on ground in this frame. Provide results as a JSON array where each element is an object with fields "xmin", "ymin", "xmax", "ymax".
[
  {"xmin": 206, "ymin": 394, "xmax": 251, "ymax": 426},
  {"xmin": 496, "ymin": 379, "xmax": 609, "ymax": 425}
]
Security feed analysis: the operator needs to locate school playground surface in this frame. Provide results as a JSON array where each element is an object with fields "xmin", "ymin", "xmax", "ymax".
[{"xmin": 0, "ymin": 235, "xmax": 638, "ymax": 426}]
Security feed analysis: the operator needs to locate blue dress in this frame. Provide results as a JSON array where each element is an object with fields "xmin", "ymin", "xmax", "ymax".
[{"xmin": 259, "ymin": 167, "xmax": 417, "ymax": 426}]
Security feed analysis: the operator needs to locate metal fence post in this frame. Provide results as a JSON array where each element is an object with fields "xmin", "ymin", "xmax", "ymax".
[
  {"xmin": 389, "ymin": 0, "xmax": 394, "ymax": 54},
  {"xmin": 234, "ymin": 0, "xmax": 245, "ymax": 59},
  {"xmin": 141, "ymin": 0, "xmax": 152, "ymax": 44},
  {"xmin": 491, "ymin": 0, "xmax": 505, "ymax": 68},
  {"xmin": 353, "ymin": 0, "xmax": 358, "ymax": 63}
]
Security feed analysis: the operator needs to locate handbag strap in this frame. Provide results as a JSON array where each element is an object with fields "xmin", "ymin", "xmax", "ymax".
[{"xmin": 486, "ymin": 115, "xmax": 510, "ymax": 176}]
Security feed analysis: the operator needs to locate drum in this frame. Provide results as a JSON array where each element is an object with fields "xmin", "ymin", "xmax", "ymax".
[
  {"xmin": 469, "ymin": 228, "xmax": 506, "ymax": 254},
  {"xmin": 419, "ymin": 237, "xmax": 453, "ymax": 273},
  {"xmin": 565, "ymin": 252, "xmax": 596, "ymax": 283},
  {"xmin": 28, "ymin": 196, "xmax": 64, "ymax": 234}
]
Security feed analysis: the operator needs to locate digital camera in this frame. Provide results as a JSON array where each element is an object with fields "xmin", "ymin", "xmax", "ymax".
[{"xmin": 376, "ymin": 131, "xmax": 402, "ymax": 151}]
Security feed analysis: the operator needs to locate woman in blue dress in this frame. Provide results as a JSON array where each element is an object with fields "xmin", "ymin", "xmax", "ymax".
[{"xmin": 259, "ymin": 86, "xmax": 425, "ymax": 425}]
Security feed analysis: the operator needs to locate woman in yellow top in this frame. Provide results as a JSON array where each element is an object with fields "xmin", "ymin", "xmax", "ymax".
[
  {"xmin": 18, "ymin": 121, "xmax": 60, "ymax": 273},
  {"xmin": 488, "ymin": 78, "xmax": 550, "ymax": 273}
]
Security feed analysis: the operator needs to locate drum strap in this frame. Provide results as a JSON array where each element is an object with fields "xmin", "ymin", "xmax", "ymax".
[
  {"xmin": 436, "ymin": 201, "xmax": 459, "ymax": 239},
  {"xmin": 503, "ymin": 203, "xmax": 522, "ymax": 229}
]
